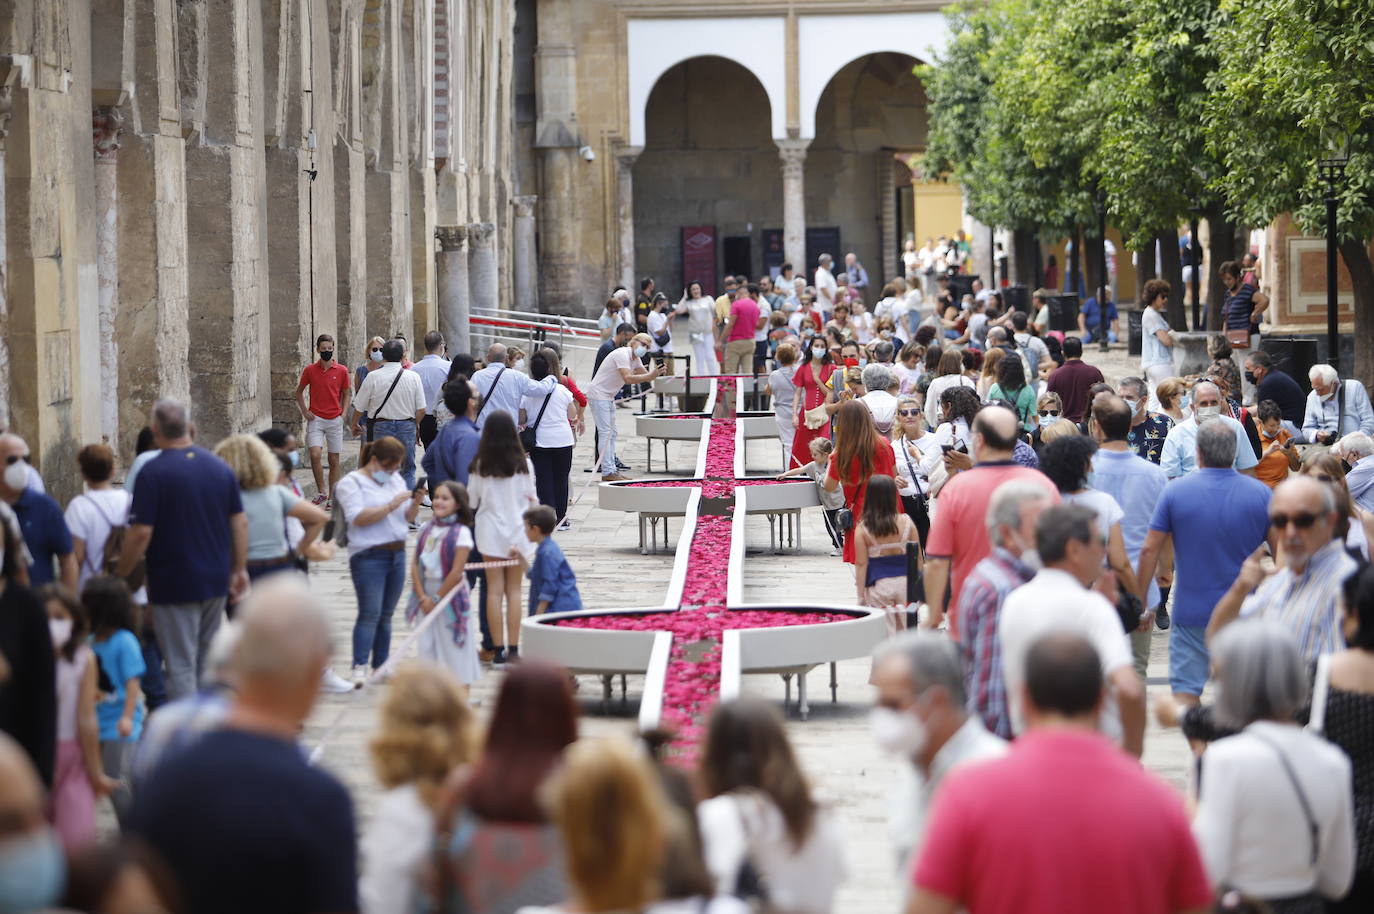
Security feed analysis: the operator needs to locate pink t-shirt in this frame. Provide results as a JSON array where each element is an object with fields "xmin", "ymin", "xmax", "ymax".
[
  {"xmin": 912, "ymin": 730, "xmax": 1212, "ymax": 914},
  {"xmin": 728, "ymin": 298, "xmax": 761, "ymax": 341},
  {"xmin": 925, "ymin": 463, "xmax": 1057, "ymax": 637}
]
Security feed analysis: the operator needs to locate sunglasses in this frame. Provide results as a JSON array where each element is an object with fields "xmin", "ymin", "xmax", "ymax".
[
  {"xmin": 897, "ymin": 409, "xmax": 922, "ymax": 417},
  {"xmin": 4, "ymin": 454, "xmax": 28, "ymax": 466},
  {"xmin": 1270, "ymin": 511, "xmax": 1320, "ymax": 530},
  {"xmin": 1039, "ymin": 409, "xmax": 1060, "ymax": 417}
]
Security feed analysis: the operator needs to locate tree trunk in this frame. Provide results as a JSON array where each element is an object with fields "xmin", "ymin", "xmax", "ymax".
[
  {"xmin": 1339, "ymin": 238, "xmax": 1374, "ymax": 393},
  {"xmin": 1068, "ymin": 225, "xmax": 1083, "ymax": 298},
  {"xmin": 1205, "ymin": 212, "xmax": 1239, "ymax": 331},
  {"xmin": 1085, "ymin": 231, "xmax": 1105, "ymax": 301},
  {"xmin": 1155, "ymin": 227, "xmax": 1186, "ymax": 331},
  {"xmin": 1011, "ymin": 226, "xmax": 1040, "ymax": 289}
]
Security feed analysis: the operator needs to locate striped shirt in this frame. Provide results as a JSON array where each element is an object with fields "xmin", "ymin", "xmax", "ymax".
[
  {"xmin": 957, "ymin": 547, "xmax": 1035, "ymax": 739},
  {"xmin": 1240, "ymin": 540, "xmax": 1357, "ymax": 662}
]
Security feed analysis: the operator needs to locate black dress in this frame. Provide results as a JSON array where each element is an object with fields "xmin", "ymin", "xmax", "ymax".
[
  {"xmin": 1322, "ymin": 688, "xmax": 1374, "ymax": 913},
  {"xmin": 0, "ymin": 581, "xmax": 56, "ymax": 785}
]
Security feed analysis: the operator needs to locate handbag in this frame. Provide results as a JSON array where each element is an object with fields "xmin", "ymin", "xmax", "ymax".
[
  {"xmin": 802, "ymin": 403, "xmax": 831, "ymax": 430},
  {"xmin": 519, "ymin": 390, "xmax": 555, "ymax": 452},
  {"xmin": 1225, "ymin": 327, "xmax": 1251, "ymax": 349},
  {"xmin": 834, "ymin": 507, "xmax": 854, "ymax": 532},
  {"xmin": 364, "ymin": 368, "xmax": 406, "ymax": 441}
]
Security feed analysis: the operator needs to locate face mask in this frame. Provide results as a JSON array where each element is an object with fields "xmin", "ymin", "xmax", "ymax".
[
  {"xmin": 880, "ymin": 330, "xmax": 892, "ymax": 339},
  {"xmin": 370, "ymin": 349, "xmax": 383, "ymax": 362},
  {"xmin": 434, "ymin": 512, "xmax": 458, "ymax": 526},
  {"xmin": 48, "ymin": 618, "xmax": 72, "ymax": 649},
  {"xmin": 319, "ymin": 350, "xmax": 334, "ymax": 361},
  {"xmin": 0, "ymin": 828, "xmax": 66, "ymax": 913},
  {"xmin": 812, "ymin": 348, "xmax": 825, "ymax": 359},
  {"xmin": 1261, "ymin": 428, "xmax": 1279, "ymax": 439},
  {"xmin": 633, "ymin": 346, "xmax": 647, "ymax": 358},
  {"xmin": 1008, "ymin": 530, "xmax": 1041, "ymax": 571},
  {"xmin": 1322, "ymin": 389, "xmax": 1336, "ymax": 403},
  {"xmin": 869, "ymin": 706, "xmax": 928, "ymax": 758},
  {"xmin": 289, "ymin": 450, "xmax": 300, "ymax": 468},
  {"xmin": 1195, "ymin": 405, "xmax": 1222, "ymax": 421},
  {"xmin": 1040, "ymin": 415, "xmax": 1060, "ymax": 427},
  {"xmin": 371, "ymin": 469, "xmax": 393, "ymax": 485},
  {"xmin": 1179, "ymin": 394, "xmax": 1190, "ymax": 410},
  {"xmin": 2, "ymin": 461, "xmax": 26, "ymax": 492},
  {"xmin": 1242, "ymin": 370, "xmax": 1256, "ymax": 385},
  {"xmin": 858, "ymin": 358, "xmax": 869, "ymax": 369}
]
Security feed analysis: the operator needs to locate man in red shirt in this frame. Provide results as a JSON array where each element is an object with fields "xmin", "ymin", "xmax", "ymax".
[
  {"xmin": 923, "ymin": 406, "xmax": 1057, "ymax": 636},
  {"xmin": 294, "ymin": 334, "xmax": 352, "ymax": 504},
  {"xmin": 721, "ymin": 284, "xmax": 763, "ymax": 375},
  {"xmin": 908, "ymin": 632, "xmax": 1212, "ymax": 914},
  {"xmin": 1046, "ymin": 336, "xmax": 1105, "ymax": 422}
]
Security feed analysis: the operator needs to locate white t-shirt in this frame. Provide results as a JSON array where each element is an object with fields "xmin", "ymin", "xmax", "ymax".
[
  {"xmin": 1061, "ymin": 488, "xmax": 1124, "ymax": 543},
  {"xmin": 1141, "ymin": 306, "xmax": 1172, "ymax": 370},
  {"xmin": 647, "ymin": 309, "xmax": 673, "ymax": 354},
  {"xmin": 815, "ymin": 267, "xmax": 838, "ymax": 309},
  {"xmin": 335, "ymin": 469, "xmax": 410, "ymax": 555},
  {"xmin": 64, "ymin": 489, "xmax": 132, "ymax": 587},
  {"xmin": 588, "ymin": 346, "xmax": 639, "ymax": 401},
  {"xmin": 520, "ymin": 384, "xmax": 575, "ymax": 449}
]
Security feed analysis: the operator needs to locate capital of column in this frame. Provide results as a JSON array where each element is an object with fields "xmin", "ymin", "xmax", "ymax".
[
  {"xmin": 512, "ymin": 195, "xmax": 537, "ymax": 219},
  {"xmin": 776, "ymin": 138, "xmax": 811, "ymax": 180},
  {"xmin": 436, "ymin": 224, "xmax": 468, "ymax": 252},
  {"xmin": 93, "ymin": 106, "xmax": 125, "ymax": 160},
  {"xmin": 615, "ymin": 145, "xmax": 643, "ymax": 171},
  {"xmin": 467, "ymin": 222, "xmax": 496, "ymax": 249}
]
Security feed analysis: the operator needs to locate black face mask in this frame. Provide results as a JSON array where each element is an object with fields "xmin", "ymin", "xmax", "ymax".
[
  {"xmin": 1242, "ymin": 370, "xmax": 1256, "ymax": 385},
  {"xmin": 319, "ymin": 350, "xmax": 334, "ymax": 361},
  {"xmin": 1342, "ymin": 459, "xmax": 1353, "ymax": 475}
]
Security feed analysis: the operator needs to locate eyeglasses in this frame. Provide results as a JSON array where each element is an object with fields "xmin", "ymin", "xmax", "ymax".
[
  {"xmin": 1270, "ymin": 511, "xmax": 1320, "ymax": 530},
  {"xmin": 897, "ymin": 409, "xmax": 922, "ymax": 417},
  {"xmin": 3, "ymin": 454, "xmax": 28, "ymax": 466},
  {"xmin": 1039, "ymin": 409, "xmax": 1060, "ymax": 417}
]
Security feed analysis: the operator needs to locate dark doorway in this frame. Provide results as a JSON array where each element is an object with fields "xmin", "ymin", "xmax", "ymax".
[{"xmin": 723, "ymin": 236, "xmax": 752, "ymax": 280}]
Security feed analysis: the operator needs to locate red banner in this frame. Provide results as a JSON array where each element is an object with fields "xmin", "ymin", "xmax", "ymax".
[{"xmin": 681, "ymin": 226, "xmax": 717, "ymax": 297}]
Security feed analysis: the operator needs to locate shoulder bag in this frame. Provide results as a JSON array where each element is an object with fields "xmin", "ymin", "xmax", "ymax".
[
  {"xmin": 364, "ymin": 368, "xmax": 406, "ymax": 442},
  {"xmin": 1306, "ymin": 654, "xmax": 1331, "ymax": 736},
  {"xmin": 473, "ymin": 366, "xmax": 506, "ymax": 421},
  {"xmin": 519, "ymin": 390, "xmax": 555, "ymax": 453},
  {"xmin": 1248, "ymin": 729, "xmax": 1320, "ymax": 868},
  {"xmin": 729, "ymin": 793, "xmax": 774, "ymax": 913},
  {"xmin": 86, "ymin": 494, "xmax": 144, "ymax": 592}
]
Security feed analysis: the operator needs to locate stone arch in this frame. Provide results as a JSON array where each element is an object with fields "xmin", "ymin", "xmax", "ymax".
[{"xmin": 626, "ymin": 17, "xmax": 786, "ymax": 147}]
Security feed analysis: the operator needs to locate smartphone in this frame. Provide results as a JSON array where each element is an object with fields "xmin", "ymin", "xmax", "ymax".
[
  {"xmin": 941, "ymin": 444, "xmax": 955, "ymax": 455},
  {"xmin": 413, "ymin": 476, "xmax": 427, "ymax": 494}
]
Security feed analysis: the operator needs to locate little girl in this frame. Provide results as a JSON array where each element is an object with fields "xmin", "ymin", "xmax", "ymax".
[
  {"xmin": 84, "ymin": 576, "xmax": 145, "ymax": 825},
  {"xmin": 40, "ymin": 585, "xmax": 113, "ymax": 850},
  {"xmin": 407, "ymin": 481, "xmax": 480, "ymax": 694},
  {"xmin": 853, "ymin": 475, "xmax": 919, "ymax": 634},
  {"xmin": 778, "ymin": 437, "xmax": 847, "ymax": 556}
]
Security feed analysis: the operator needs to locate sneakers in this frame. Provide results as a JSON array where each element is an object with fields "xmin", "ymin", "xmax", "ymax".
[
  {"xmin": 311, "ymin": 493, "xmax": 328, "ymax": 506},
  {"xmin": 507, "ymin": 645, "xmax": 520, "ymax": 663},
  {"xmin": 1156, "ymin": 606, "xmax": 1171, "ymax": 631},
  {"xmin": 492, "ymin": 647, "xmax": 508, "ymax": 666},
  {"xmin": 351, "ymin": 664, "xmax": 369, "ymax": 688},
  {"xmin": 320, "ymin": 667, "xmax": 354, "ymax": 693},
  {"xmin": 602, "ymin": 473, "xmax": 628, "ymax": 482},
  {"xmin": 615, "ymin": 458, "xmax": 630, "ymax": 470},
  {"xmin": 829, "ymin": 547, "xmax": 842, "ymax": 557},
  {"xmin": 555, "ymin": 518, "xmax": 572, "ymax": 532}
]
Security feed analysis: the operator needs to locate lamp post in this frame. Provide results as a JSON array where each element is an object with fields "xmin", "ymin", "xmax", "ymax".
[
  {"xmin": 1187, "ymin": 204, "xmax": 1202, "ymax": 331},
  {"xmin": 1317, "ymin": 153, "xmax": 1347, "ymax": 373},
  {"xmin": 1093, "ymin": 189, "xmax": 1109, "ymax": 351}
]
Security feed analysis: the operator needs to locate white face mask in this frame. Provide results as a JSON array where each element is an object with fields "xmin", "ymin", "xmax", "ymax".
[
  {"xmin": 1007, "ymin": 529, "xmax": 1041, "ymax": 571},
  {"xmin": 812, "ymin": 347, "xmax": 826, "ymax": 360},
  {"xmin": 869, "ymin": 706, "xmax": 928, "ymax": 758},
  {"xmin": 1195, "ymin": 404, "xmax": 1222, "ymax": 421},
  {"xmin": 2, "ymin": 461, "xmax": 26, "ymax": 492},
  {"xmin": 514, "ymin": 359, "xmax": 527, "ymax": 373},
  {"xmin": 370, "ymin": 349, "xmax": 383, "ymax": 362},
  {"xmin": 48, "ymin": 618, "xmax": 72, "ymax": 649}
]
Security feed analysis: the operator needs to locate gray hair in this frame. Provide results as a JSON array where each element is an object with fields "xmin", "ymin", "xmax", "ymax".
[
  {"xmin": 485, "ymin": 343, "xmax": 507, "ymax": 363},
  {"xmin": 1118, "ymin": 376, "xmax": 1147, "ymax": 400},
  {"xmin": 872, "ymin": 340, "xmax": 895, "ymax": 364},
  {"xmin": 1309, "ymin": 363, "xmax": 1338, "ymax": 387},
  {"xmin": 874, "ymin": 630, "xmax": 967, "ymax": 706},
  {"xmin": 151, "ymin": 398, "xmax": 190, "ymax": 440},
  {"xmin": 1191, "ymin": 379, "xmax": 1221, "ymax": 402},
  {"xmin": 1212, "ymin": 619, "xmax": 1308, "ymax": 729},
  {"xmin": 1196, "ymin": 418, "xmax": 1237, "ymax": 468},
  {"xmin": 861, "ymin": 364, "xmax": 893, "ymax": 394},
  {"xmin": 231, "ymin": 575, "xmax": 333, "ymax": 686},
  {"xmin": 1035, "ymin": 503, "xmax": 1098, "ymax": 565},
  {"xmin": 1337, "ymin": 432, "xmax": 1374, "ymax": 459},
  {"xmin": 985, "ymin": 480, "xmax": 1055, "ymax": 545}
]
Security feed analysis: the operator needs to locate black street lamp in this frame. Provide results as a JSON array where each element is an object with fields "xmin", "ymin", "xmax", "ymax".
[
  {"xmin": 1093, "ymin": 189, "xmax": 1108, "ymax": 351},
  {"xmin": 1187, "ymin": 203, "xmax": 1203, "ymax": 331},
  {"xmin": 1317, "ymin": 151, "xmax": 1348, "ymax": 374}
]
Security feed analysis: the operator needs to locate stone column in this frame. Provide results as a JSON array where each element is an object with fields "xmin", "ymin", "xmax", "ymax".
[
  {"xmin": 93, "ymin": 107, "xmax": 123, "ymax": 445},
  {"xmin": 777, "ymin": 139, "xmax": 811, "ymax": 274},
  {"xmin": 614, "ymin": 146, "xmax": 641, "ymax": 292},
  {"xmin": 512, "ymin": 195, "xmax": 537, "ymax": 310},
  {"xmin": 0, "ymin": 80, "xmax": 12, "ymax": 431},
  {"xmin": 436, "ymin": 225, "xmax": 471, "ymax": 355},
  {"xmin": 467, "ymin": 221, "xmax": 498, "ymax": 353}
]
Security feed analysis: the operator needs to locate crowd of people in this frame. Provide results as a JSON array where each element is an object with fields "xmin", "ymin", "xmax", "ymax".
[{"xmin": 0, "ymin": 242, "xmax": 1372, "ymax": 913}]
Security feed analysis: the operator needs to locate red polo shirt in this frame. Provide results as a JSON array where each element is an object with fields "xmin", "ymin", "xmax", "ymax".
[{"xmin": 299, "ymin": 361, "xmax": 351, "ymax": 420}]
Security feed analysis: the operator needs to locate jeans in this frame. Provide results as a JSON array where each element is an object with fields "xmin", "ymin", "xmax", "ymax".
[
  {"xmin": 349, "ymin": 547, "xmax": 406, "ymax": 668},
  {"xmin": 152, "ymin": 597, "xmax": 227, "ymax": 701},
  {"xmin": 590, "ymin": 398, "xmax": 617, "ymax": 475},
  {"xmin": 371, "ymin": 418, "xmax": 417, "ymax": 488},
  {"xmin": 532, "ymin": 445, "xmax": 574, "ymax": 520},
  {"xmin": 140, "ymin": 623, "xmax": 167, "ymax": 713}
]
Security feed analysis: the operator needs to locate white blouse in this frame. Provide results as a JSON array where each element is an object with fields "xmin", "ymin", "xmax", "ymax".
[
  {"xmin": 336, "ymin": 469, "xmax": 410, "ymax": 555},
  {"xmin": 469, "ymin": 461, "xmax": 538, "ymax": 560},
  {"xmin": 521, "ymin": 384, "xmax": 576, "ymax": 449},
  {"xmin": 358, "ymin": 784, "xmax": 431, "ymax": 914}
]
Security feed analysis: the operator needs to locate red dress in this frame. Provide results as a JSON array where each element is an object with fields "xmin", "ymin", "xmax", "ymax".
[
  {"xmin": 827, "ymin": 436, "xmax": 897, "ymax": 564},
  {"xmin": 791, "ymin": 360, "xmax": 837, "ymax": 469}
]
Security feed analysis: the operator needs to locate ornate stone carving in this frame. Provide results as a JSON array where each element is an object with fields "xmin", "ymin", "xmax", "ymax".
[
  {"xmin": 435, "ymin": 224, "xmax": 468, "ymax": 252},
  {"xmin": 467, "ymin": 221, "xmax": 496, "ymax": 247},
  {"xmin": 93, "ymin": 106, "xmax": 124, "ymax": 160},
  {"xmin": 512, "ymin": 195, "xmax": 537, "ymax": 219}
]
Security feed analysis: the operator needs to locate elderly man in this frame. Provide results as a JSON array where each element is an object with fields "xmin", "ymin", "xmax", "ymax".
[
  {"xmin": 351, "ymin": 338, "xmax": 426, "ymax": 487},
  {"xmin": 844, "ymin": 252, "xmax": 870, "ymax": 302},
  {"xmin": 872, "ymin": 631, "xmax": 1006, "ymax": 885},
  {"xmin": 0, "ymin": 434, "xmax": 74, "ymax": 589},
  {"xmin": 588, "ymin": 332, "xmax": 663, "ymax": 481},
  {"xmin": 1242, "ymin": 350, "xmax": 1306, "ymax": 433},
  {"xmin": 0, "ymin": 733, "xmax": 67, "ymax": 909},
  {"xmin": 907, "ymin": 633, "xmax": 1212, "ymax": 914},
  {"xmin": 1138, "ymin": 420, "xmax": 1272, "ymax": 708},
  {"xmin": 1304, "ymin": 363, "xmax": 1374, "ymax": 445},
  {"xmin": 1337, "ymin": 432, "xmax": 1374, "ymax": 513},
  {"xmin": 1159, "ymin": 380, "xmax": 1259, "ymax": 478},
  {"xmin": 1118, "ymin": 376, "xmax": 1173, "ymax": 465},
  {"xmin": 859, "ymin": 364, "xmax": 900, "ymax": 435},
  {"xmin": 957, "ymin": 480, "xmax": 1054, "ymax": 738},
  {"xmin": 469, "ymin": 342, "xmax": 558, "ymax": 429},
  {"xmin": 1208, "ymin": 476, "xmax": 1358, "ymax": 662},
  {"xmin": 923, "ymin": 407, "xmax": 1058, "ymax": 635},
  {"xmin": 128, "ymin": 577, "xmax": 357, "ymax": 914},
  {"xmin": 999, "ymin": 504, "xmax": 1146, "ymax": 756}
]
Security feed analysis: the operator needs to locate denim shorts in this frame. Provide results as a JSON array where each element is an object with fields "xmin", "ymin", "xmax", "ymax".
[{"xmin": 1169, "ymin": 624, "xmax": 1211, "ymax": 697}]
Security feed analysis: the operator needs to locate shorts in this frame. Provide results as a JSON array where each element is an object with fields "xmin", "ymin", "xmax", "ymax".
[
  {"xmin": 1169, "ymin": 624, "xmax": 1210, "ymax": 697},
  {"xmin": 306, "ymin": 415, "xmax": 344, "ymax": 453}
]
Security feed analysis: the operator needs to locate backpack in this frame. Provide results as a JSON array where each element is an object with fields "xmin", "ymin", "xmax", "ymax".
[
  {"xmin": 326, "ymin": 476, "xmax": 355, "ymax": 548},
  {"xmin": 85, "ymin": 494, "xmax": 144, "ymax": 592}
]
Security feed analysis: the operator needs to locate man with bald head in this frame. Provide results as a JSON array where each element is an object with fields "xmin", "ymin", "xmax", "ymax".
[
  {"xmin": 1209, "ymin": 476, "xmax": 1358, "ymax": 662},
  {"xmin": 469, "ymin": 340, "xmax": 559, "ymax": 428},
  {"xmin": 0, "ymin": 433, "xmax": 74, "ymax": 589},
  {"xmin": 129, "ymin": 576, "xmax": 357, "ymax": 914},
  {"xmin": 0, "ymin": 733, "xmax": 66, "ymax": 909},
  {"xmin": 924, "ymin": 405, "xmax": 1057, "ymax": 635},
  {"xmin": 1158, "ymin": 379, "xmax": 1260, "ymax": 478}
]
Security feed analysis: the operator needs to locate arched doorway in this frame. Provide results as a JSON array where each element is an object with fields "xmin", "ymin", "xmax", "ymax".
[
  {"xmin": 634, "ymin": 56, "xmax": 779, "ymax": 297},
  {"xmin": 808, "ymin": 52, "xmax": 927, "ymax": 296}
]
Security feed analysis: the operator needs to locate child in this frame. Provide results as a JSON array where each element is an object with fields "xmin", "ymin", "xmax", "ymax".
[
  {"xmin": 524, "ymin": 506, "xmax": 583, "ymax": 616},
  {"xmin": 778, "ymin": 438, "xmax": 847, "ymax": 556},
  {"xmin": 83, "ymin": 575, "xmax": 144, "ymax": 825},
  {"xmin": 407, "ymin": 481, "xmax": 480, "ymax": 693},
  {"xmin": 40, "ymin": 585, "xmax": 114, "ymax": 850},
  {"xmin": 852, "ymin": 475, "xmax": 919, "ymax": 632},
  {"xmin": 1253, "ymin": 399, "xmax": 1299, "ymax": 489}
]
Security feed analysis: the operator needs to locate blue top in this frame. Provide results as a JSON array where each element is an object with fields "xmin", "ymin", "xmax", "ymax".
[
  {"xmin": 11, "ymin": 488, "xmax": 72, "ymax": 587},
  {"xmin": 1090, "ymin": 449, "xmax": 1167, "ymax": 608},
  {"xmin": 129, "ymin": 446, "xmax": 244, "ymax": 604},
  {"xmin": 865, "ymin": 553, "xmax": 907, "ymax": 587},
  {"xmin": 1302, "ymin": 379, "xmax": 1374, "ymax": 440},
  {"xmin": 421, "ymin": 416, "xmax": 482, "ymax": 487},
  {"xmin": 123, "ymin": 449, "xmax": 160, "ymax": 496},
  {"xmin": 527, "ymin": 537, "xmax": 582, "ymax": 616},
  {"xmin": 1149, "ymin": 468, "xmax": 1271, "ymax": 628},
  {"xmin": 91, "ymin": 629, "xmax": 146, "ymax": 742},
  {"xmin": 413, "ymin": 353, "xmax": 453, "ymax": 412},
  {"xmin": 1079, "ymin": 296, "xmax": 1118, "ymax": 330}
]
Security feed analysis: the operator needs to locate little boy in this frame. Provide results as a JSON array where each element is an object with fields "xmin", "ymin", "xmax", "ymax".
[
  {"xmin": 778, "ymin": 437, "xmax": 847, "ymax": 556},
  {"xmin": 524, "ymin": 506, "xmax": 583, "ymax": 615}
]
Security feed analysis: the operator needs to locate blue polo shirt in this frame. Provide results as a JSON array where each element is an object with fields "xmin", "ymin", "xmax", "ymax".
[
  {"xmin": 1149, "ymin": 468, "xmax": 1270, "ymax": 628},
  {"xmin": 11, "ymin": 488, "xmax": 72, "ymax": 587}
]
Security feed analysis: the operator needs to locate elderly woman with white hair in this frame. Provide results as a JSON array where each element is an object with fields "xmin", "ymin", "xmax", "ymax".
[
  {"xmin": 1304, "ymin": 363, "xmax": 1374, "ymax": 447},
  {"xmin": 1191, "ymin": 619, "xmax": 1355, "ymax": 912},
  {"xmin": 1336, "ymin": 432, "xmax": 1374, "ymax": 514},
  {"xmin": 858, "ymin": 363, "xmax": 900, "ymax": 435}
]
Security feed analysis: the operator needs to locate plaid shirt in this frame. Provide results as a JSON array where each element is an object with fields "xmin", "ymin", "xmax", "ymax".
[{"xmin": 957, "ymin": 547, "xmax": 1035, "ymax": 739}]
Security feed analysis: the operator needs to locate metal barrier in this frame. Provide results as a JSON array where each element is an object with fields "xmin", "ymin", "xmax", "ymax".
[{"xmin": 470, "ymin": 307, "xmax": 602, "ymax": 356}]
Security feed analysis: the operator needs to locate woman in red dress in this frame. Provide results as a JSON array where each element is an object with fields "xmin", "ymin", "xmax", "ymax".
[
  {"xmin": 790, "ymin": 341, "xmax": 837, "ymax": 470},
  {"xmin": 824, "ymin": 400, "xmax": 898, "ymax": 564}
]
